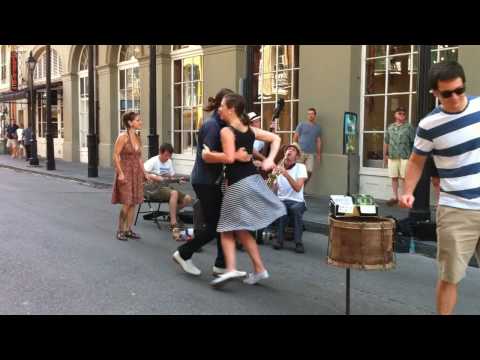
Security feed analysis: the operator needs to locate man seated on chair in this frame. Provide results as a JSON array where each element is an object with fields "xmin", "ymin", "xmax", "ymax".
[
  {"xmin": 272, "ymin": 142, "xmax": 308, "ymax": 254},
  {"xmin": 144, "ymin": 143, "xmax": 193, "ymax": 240}
]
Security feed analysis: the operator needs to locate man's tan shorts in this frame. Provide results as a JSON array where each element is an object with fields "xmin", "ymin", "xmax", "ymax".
[
  {"xmin": 144, "ymin": 183, "xmax": 187, "ymax": 203},
  {"xmin": 299, "ymin": 153, "xmax": 315, "ymax": 173},
  {"xmin": 436, "ymin": 205, "xmax": 480, "ymax": 284},
  {"xmin": 6, "ymin": 139, "xmax": 18, "ymax": 148},
  {"xmin": 388, "ymin": 158, "xmax": 408, "ymax": 179}
]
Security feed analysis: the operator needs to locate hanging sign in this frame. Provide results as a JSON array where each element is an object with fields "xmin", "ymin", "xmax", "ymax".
[{"xmin": 10, "ymin": 50, "xmax": 18, "ymax": 91}]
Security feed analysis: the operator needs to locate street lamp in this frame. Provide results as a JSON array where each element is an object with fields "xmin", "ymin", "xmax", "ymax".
[
  {"xmin": 87, "ymin": 45, "xmax": 98, "ymax": 177},
  {"xmin": 27, "ymin": 51, "xmax": 39, "ymax": 166},
  {"xmin": 148, "ymin": 45, "xmax": 159, "ymax": 158},
  {"xmin": 410, "ymin": 45, "xmax": 434, "ymax": 223},
  {"xmin": 45, "ymin": 45, "xmax": 55, "ymax": 170}
]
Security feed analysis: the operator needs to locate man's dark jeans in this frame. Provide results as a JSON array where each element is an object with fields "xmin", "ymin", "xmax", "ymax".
[
  {"xmin": 24, "ymin": 144, "xmax": 32, "ymax": 160},
  {"xmin": 276, "ymin": 200, "xmax": 306, "ymax": 245},
  {"xmin": 177, "ymin": 184, "xmax": 225, "ymax": 268}
]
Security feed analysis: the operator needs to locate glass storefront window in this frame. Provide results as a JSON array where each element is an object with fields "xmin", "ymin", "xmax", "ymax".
[
  {"xmin": 171, "ymin": 47, "xmax": 203, "ymax": 156},
  {"xmin": 118, "ymin": 45, "xmax": 140, "ymax": 131},
  {"xmin": 33, "ymin": 48, "xmax": 64, "ymax": 81},
  {"xmin": 361, "ymin": 45, "xmax": 459, "ymax": 169},
  {"xmin": 1, "ymin": 46, "xmax": 7, "ymax": 84},
  {"xmin": 36, "ymin": 89, "xmax": 62, "ymax": 139},
  {"xmin": 250, "ymin": 45, "xmax": 300, "ymax": 143}
]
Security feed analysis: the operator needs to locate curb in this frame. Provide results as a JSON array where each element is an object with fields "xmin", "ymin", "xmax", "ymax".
[{"xmin": 0, "ymin": 163, "xmax": 112, "ymax": 189}]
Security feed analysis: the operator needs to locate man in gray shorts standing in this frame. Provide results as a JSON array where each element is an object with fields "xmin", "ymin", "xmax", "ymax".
[{"xmin": 293, "ymin": 107, "xmax": 322, "ymax": 185}]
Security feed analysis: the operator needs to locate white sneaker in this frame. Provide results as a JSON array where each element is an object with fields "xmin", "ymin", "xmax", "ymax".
[
  {"xmin": 212, "ymin": 266, "xmax": 227, "ymax": 277},
  {"xmin": 243, "ymin": 270, "xmax": 269, "ymax": 285},
  {"xmin": 210, "ymin": 270, "xmax": 247, "ymax": 288},
  {"xmin": 172, "ymin": 251, "xmax": 201, "ymax": 276}
]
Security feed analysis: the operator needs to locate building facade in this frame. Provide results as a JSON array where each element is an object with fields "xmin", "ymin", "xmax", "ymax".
[{"xmin": 2, "ymin": 45, "xmax": 480, "ymax": 200}]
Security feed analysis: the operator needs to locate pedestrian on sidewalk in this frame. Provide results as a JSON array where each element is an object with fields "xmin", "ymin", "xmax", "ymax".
[
  {"xmin": 400, "ymin": 61, "xmax": 480, "ymax": 315},
  {"xmin": 383, "ymin": 106, "xmax": 415, "ymax": 206},
  {"xmin": 6, "ymin": 119, "xmax": 19, "ymax": 159},
  {"xmin": 16, "ymin": 122, "xmax": 24, "ymax": 159},
  {"xmin": 203, "ymin": 93, "xmax": 285, "ymax": 288},
  {"xmin": 112, "ymin": 112, "xmax": 148, "ymax": 241},
  {"xmin": 23, "ymin": 125, "xmax": 33, "ymax": 161},
  {"xmin": 293, "ymin": 107, "xmax": 322, "ymax": 186},
  {"xmin": 172, "ymin": 88, "xmax": 239, "ymax": 277}
]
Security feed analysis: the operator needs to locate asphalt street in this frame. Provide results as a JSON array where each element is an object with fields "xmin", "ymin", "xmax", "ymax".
[{"xmin": 1, "ymin": 167, "xmax": 480, "ymax": 315}]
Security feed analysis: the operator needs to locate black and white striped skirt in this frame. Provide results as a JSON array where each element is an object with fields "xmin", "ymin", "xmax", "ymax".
[{"xmin": 217, "ymin": 174, "xmax": 287, "ymax": 232}]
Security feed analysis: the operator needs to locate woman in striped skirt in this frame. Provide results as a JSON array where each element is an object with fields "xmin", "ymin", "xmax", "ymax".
[{"xmin": 202, "ymin": 93, "xmax": 286, "ymax": 287}]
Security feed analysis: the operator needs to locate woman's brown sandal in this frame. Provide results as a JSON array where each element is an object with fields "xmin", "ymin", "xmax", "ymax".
[
  {"xmin": 125, "ymin": 230, "xmax": 141, "ymax": 240},
  {"xmin": 116, "ymin": 230, "xmax": 128, "ymax": 241}
]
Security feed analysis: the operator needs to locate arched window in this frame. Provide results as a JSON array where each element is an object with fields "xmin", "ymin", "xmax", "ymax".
[
  {"xmin": 78, "ymin": 46, "xmax": 89, "ymax": 162},
  {"xmin": 33, "ymin": 48, "xmax": 64, "ymax": 81},
  {"xmin": 0, "ymin": 45, "xmax": 7, "ymax": 84},
  {"xmin": 118, "ymin": 45, "xmax": 141, "ymax": 131},
  {"xmin": 79, "ymin": 46, "xmax": 88, "ymax": 71}
]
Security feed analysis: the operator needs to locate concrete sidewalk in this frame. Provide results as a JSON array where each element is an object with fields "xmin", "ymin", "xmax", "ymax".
[{"xmin": 0, "ymin": 154, "xmax": 440, "ymax": 261}]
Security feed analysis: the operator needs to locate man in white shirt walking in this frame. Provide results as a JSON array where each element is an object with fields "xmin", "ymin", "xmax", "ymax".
[{"xmin": 272, "ymin": 142, "xmax": 308, "ymax": 253}]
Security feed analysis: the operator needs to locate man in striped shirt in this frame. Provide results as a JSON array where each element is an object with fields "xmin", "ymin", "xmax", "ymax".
[{"xmin": 400, "ymin": 61, "xmax": 480, "ymax": 315}]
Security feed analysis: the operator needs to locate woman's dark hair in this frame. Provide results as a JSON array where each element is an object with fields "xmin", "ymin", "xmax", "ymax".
[
  {"xmin": 429, "ymin": 61, "xmax": 466, "ymax": 91},
  {"xmin": 122, "ymin": 111, "xmax": 138, "ymax": 129},
  {"xmin": 204, "ymin": 88, "xmax": 234, "ymax": 112},
  {"xmin": 223, "ymin": 93, "xmax": 250, "ymax": 125}
]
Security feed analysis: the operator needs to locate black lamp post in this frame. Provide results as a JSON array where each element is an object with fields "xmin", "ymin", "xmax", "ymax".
[
  {"xmin": 148, "ymin": 45, "xmax": 159, "ymax": 159},
  {"xmin": 45, "ymin": 45, "xmax": 55, "ymax": 170},
  {"xmin": 87, "ymin": 45, "xmax": 98, "ymax": 177},
  {"xmin": 27, "ymin": 51, "xmax": 39, "ymax": 166},
  {"xmin": 409, "ymin": 45, "xmax": 435, "ymax": 223}
]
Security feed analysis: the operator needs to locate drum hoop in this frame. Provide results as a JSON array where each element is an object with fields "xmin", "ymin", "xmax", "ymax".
[{"xmin": 330, "ymin": 216, "xmax": 395, "ymax": 230}]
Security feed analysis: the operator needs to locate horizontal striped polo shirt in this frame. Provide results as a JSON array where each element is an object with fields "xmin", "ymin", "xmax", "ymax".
[{"xmin": 413, "ymin": 96, "xmax": 480, "ymax": 210}]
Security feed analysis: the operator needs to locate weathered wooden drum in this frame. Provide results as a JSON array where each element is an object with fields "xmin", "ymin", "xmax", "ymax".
[{"xmin": 327, "ymin": 216, "xmax": 396, "ymax": 270}]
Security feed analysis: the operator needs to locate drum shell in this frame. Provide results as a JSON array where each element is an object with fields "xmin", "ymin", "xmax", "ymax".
[{"xmin": 327, "ymin": 216, "xmax": 396, "ymax": 270}]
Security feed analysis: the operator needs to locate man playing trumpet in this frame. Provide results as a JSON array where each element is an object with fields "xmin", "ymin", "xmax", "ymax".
[{"xmin": 271, "ymin": 143, "xmax": 308, "ymax": 253}]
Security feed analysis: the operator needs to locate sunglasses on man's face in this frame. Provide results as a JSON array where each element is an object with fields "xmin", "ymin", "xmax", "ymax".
[{"xmin": 439, "ymin": 86, "xmax": 466, "ymax": 98}]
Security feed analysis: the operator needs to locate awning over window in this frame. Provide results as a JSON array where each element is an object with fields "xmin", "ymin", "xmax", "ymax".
[{"xmin": 0, "ymin": 81, "xmax": 63, "ymax": 103}]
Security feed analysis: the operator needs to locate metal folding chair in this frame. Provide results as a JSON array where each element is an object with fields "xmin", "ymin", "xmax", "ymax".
[{"xmin": 134, "ymin": 199, "xmax": 170, "ymax": 230}]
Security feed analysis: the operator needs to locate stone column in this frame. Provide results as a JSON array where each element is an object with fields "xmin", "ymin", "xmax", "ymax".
[
  {"xmin": 138, "ymin": 57, "xmax": 150, "ymax": 161},
  {"xmin": 157, "ymin": 51, "xmax": 171, "ymax": 145},
  {"xmin": 61, "ymin": 72, "xmax": 79, "ymax": 162},
  {"xmin": 97, "ymin": 64, "xmax": 117, "ymax": 167}
]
